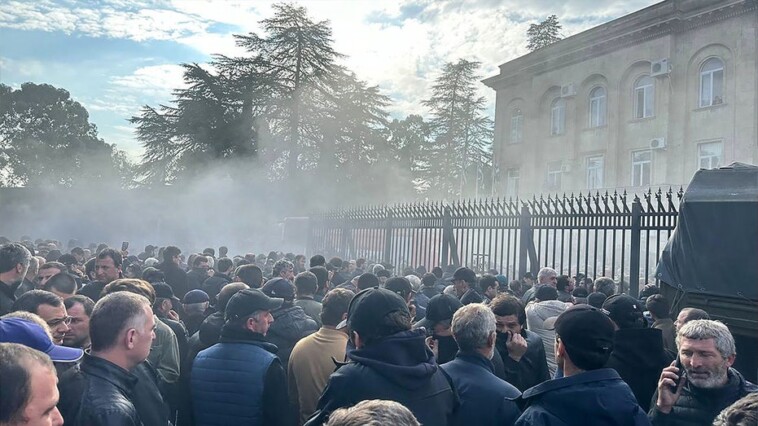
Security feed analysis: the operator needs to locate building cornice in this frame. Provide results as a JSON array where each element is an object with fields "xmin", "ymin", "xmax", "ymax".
[{"xmin": 483, "ymin": 0, "xmax": 757, "ymax": 89}]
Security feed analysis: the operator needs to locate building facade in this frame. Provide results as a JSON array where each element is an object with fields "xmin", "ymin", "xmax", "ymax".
[{"xmin": 483, "ymin": 0, "xmax": 758, "ymax": 197}]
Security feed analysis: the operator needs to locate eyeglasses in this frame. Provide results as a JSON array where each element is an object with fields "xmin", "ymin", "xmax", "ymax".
[{"xmin": 46, "ymin": 316, "xmax": 72, "ymax": 327}]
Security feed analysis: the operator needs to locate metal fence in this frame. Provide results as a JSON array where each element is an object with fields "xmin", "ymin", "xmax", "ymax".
[{"xmin": 308, "ymin": 188, "xmax": 683, "ymax": 297}]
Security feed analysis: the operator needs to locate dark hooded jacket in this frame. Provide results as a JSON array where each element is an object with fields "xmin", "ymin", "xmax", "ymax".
[
  {"xmin": 648, "ymin": 368, "xmax": 758, "ymax": 426},
  {"xmin": 186, "ymin": 267, "xmax": 208, "ymax": 292},
  {"xmin": 516, "ymin": 368, "xmax": 651, "ymax": 426},
  {"xmin": 495, "ymin": 329, "xmax": 551, "ymax": 392},
  {"xmin": 605, "ymin": 327, "xmax": 673, "ymax": 411},
  {"xmin": 304, "ymin": 329, "xmax": 457, "ymax": 426},
  {"xmin": 202, "ymin": 273, "xmax": 231, "ymax": 306},
  {"xmin": 159, "ymin": 262, "xmax": 189, "ymax": 299},
  {"xmin": 265, "ymin": 304, "xmax": 318, "ymax": 368}
]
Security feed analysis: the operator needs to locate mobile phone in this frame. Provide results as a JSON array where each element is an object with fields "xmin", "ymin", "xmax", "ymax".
[
  {"xmin": 121, "ymin": 241, "xmax": 129, "ymax": 251},
  {"xmin": 670, "ymin": 356, "xmax": 685, "ymax": 393}
]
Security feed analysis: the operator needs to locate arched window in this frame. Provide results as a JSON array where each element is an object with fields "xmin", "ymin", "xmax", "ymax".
[
  {"xmin": 550, "ymin": 98, "xmax": 565, "ymax": 135},
  {"xmin": 700, "ymin": 58, "xmax": 724, "ymax": 107},
  {"xmin": 634, "ymin": 76, "xmax": 654, "ymax": 119},
  {"xmin": 589, "ymin": 87, "xmax": 606, "ymax": 127},
  {"xmin": 510, "ymin": 108, "xmax": 523, "ymax": 144}
]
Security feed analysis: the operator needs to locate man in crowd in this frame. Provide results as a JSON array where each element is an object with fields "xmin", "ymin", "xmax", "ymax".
[
  {"xmin": 489, "ymin": 295, "xmax": 551, "ymax": 392},
  {"xmin": 182, "ymin": 289, "xmax": 210, "ymax": 336},
  {"xmin": 516, "ymin": 305, "xmax": 649, "ymax": 425},
  {"xmin": 521, "ymin": 267, "xmax": 557, "ymax": 304},
  {"xmin": 235, "ymin": 264, "xmax": 264, "ymax": 289},
  {"xmin": 191, "ymin": 288, "xmax": 292, "ymax": 426},
  {"xmin": 78, "ymin": 249, "xmax": 122, "ymax": 302},
  {"xmin": 43, "ymin": 272, "xmax": 77, "ymax": 300},
  {"xmin": 0, "ymin": 242, "xmax": 31, "ymax": 315},
  {"xmin": 13, "ymin": 290, "xmax": 71, "ymax": 345},
  {"xmin": 194, "ymin": 282, "xmax": 249, "ymax": 353},
  {"xmin": 294, "ymin": 271, "xmax": 323, "ymax": 327},
  {"xmin": 15, "ymin": 256, "xmax": 39, "ymax": 298},
  {"xmin": 62, "ymin": 295, "xmax": 95, "ymax": 350},
  {"xmin": 413, "ymin": 293, "xmax": 463, "ymax": 364},
  {"xmin": 159, "ymin": 246, "xmax": 189, "ymax": 298},
  {"xmin": 385, "ymin": 277, "xmax": 418, "ymax": 320},
  {"xmin": 274, "ymin": 259, "xmax": 296, "ymax": 283},
  {"xmin": 152, "ymin": 282, "xmax": 188, "ymax": 362},
  {"xmin": 0, "ymin": 316, "xmax": 84, "ymax": 367},
  {"xmin": 0, "ymin": 343, "xmax": 64, "ymax": 426},
  {"xmin": 647, "ymin": 294, "xmax": 677, "ymax": 355},
  {"xmin": 452, "ymin": 267, "xmax": 482, "ymax": 305},
  {"xmin": 310, "ymin": 266, "xmax": 330, "ymax": 302},
  {"xmin": 289, "ymin": 288, "xmax": 354, "ymax": 424},
  {"xmin": 594, "ymin": 276, "xmax": 617, "ymax": 297},
  {"xmin": 57, "ymin": 292, "xmax": 157, "ymax": 425},
  {"xmin": 674, "ymin": 307, "xmax": 710, "ymax": 331},
  {"xmin": 603, "ymin": 294, "xmax": 672, "ymax": 412},
  {"xmin": 294, "ymin": 254, "xmax": 307, "ymax": 274},
  {"xmin": 202, "ymin": 256, "xmax": 233, "ymax": 306},
  {"xmin": 186, "ymin": 255, "xmax": 210, "ymax": 293},
  {"xmin": 441, "ymin": 304, "xmax": 522, "ymax": 425},
  {"xmin": 556, "ymin": 275, "xmax": 575, "ymax": 303},
  {"xmin": 376, "ymin": 269, "xmax": 391, "ymax": 287},
  {"xmin": 36, "ymin": 261, "xmax": 65, "ymax": 289},
  {"xmin": 262, "ymin": 277, "xmax": 318, "ymax": 367},
  {"xmin": 478, "ymin": 274, "xmax": 499, "ymax": 304},
  {"xmin": 420, "ymin": 273, "xmax": 440, "ymax": 299},
  {"xmin": 650, "ymin": 320, "xmax": 757, "ymax": 425},
  {"xmin": 525, "ymin": 285, "xmax": 569, "ymax": 376},
  {"xmin": 305, "ymin": 287, "xmax": 457, "ymax": 426}
]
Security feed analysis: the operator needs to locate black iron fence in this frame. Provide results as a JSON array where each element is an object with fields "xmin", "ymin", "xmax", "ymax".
[{"xmin": 308, "ymin": 188, "xmax": 683, "ymax": 297}]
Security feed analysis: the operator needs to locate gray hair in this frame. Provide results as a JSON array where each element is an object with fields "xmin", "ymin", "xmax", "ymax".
[
  {"xmin": 594, "ymin": 277, "xmax": 617, "ymax": 297},
  {"xmin": 537, "ymin": 267, "xmax": 557, "ymax": 284},
  {"xmin": 676, "ymin": 319, "xmax": 735, "ymax": 359},
  {"xmin": 0, "ymin": 243, "xmax": 31, "ymax": 274},
  {"xmin": 451, "ymin": 304, "xmax": 496, "ymax": 352},
  {"xmin": 325, "ymin": 399, "xmax": 420, "ymax": 426}
]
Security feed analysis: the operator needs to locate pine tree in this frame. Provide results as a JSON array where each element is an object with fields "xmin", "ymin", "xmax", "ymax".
[{"xmin": 527, "ymin": 15, "xmax": 563, "ymax": 51}]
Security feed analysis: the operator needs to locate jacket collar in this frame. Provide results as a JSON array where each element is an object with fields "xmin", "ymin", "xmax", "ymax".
[
  {"xmin": 219, "ymin": 325, "xmax": 278, "ymax": 354},
  {"xmin": 80, "ymin": 354, "xmax": 139, "ymax": 394},
  {"xmin": 455, "ymin": 351, "xmax": 495, "ymax": 374},
  {"xmin": 522, "ymin": 368, "xmax": 621, "ymax": 399},
  {"xmin": 0, "ymin": 279, "xmax": 16, "ymax": 301}
]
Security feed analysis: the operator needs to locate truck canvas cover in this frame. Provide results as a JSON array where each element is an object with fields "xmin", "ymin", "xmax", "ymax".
[{"xmin": 656, "ymin": 163, "xmax": 758, "ymax": 300}]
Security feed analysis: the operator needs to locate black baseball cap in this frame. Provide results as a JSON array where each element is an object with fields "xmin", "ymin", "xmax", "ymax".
[
  {"xmin": 553, "ymin": 305, "xmax": 615, "ymax": 369},
  {"xmin": 336, "ymin": 287, "xmax": 409, "ymax": 333},
  {"xmin": 261, "ymin": 277, "xmax": 295, "ymax": 301},
  {"xmin": 152, "ymin": 282, "xmax": 180, "ymax": 304},
  {"xmin": 385, "ymin": 277, "xmax": 413, "ymax": 299},
  {"xmin": 453, "ymin": 267, "xmax": 477, "ymax": 283},
  {"xmin": 225, "ymin": 289, "xmax": 283, "ymax": 321},
  {"xmin": 602, "ymin": 294, "xmax": 644, "ymax": 329},
  {"xmin": 414, "ymin": 294, "xmax": 463, "ymax": 330}
]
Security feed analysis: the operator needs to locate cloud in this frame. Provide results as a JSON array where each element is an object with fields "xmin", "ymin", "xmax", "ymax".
[{"xmin": 110, "ymin": 64, "xmax": 187, "ymax": 98}]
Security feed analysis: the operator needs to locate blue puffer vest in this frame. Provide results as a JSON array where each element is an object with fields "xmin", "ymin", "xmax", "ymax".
[{"xmin": 191, "ymin": 336, "xmax": 277, "ymax": 426}]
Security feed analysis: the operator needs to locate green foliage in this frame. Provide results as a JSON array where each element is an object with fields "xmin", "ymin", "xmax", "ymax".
[
  {"xmin": 0, "ymin": 83, "xmax": 132, "ymax": 188},
  {"xmin": 527, "ymin": 15, "xmax": 563, "ymax": 51}
]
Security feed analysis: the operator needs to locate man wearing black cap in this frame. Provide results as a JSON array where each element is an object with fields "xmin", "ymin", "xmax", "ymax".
[
  {"xmin": 603, "ymin": 294, "xmax": 673, "ymax": 412},
  {"xmin": 516, "ymin": 305, "xmax": 649, "ymax": 425},
  {"xmin": 305, "ymin": 288, "xmax": 458, "ymax": 426},
  {"xmin": 152, "ymin": 282, "xmax": 189, "ymax": 362},
  {"xmin": 262, "ymin": 277, "xmax": 318, "ymax": 368},
  {"xmin": 191, "ymin": 288, "xmax": 293, "ymax": 426},
  {"xmin": 452, "ymin": 267, "xmax": 483, "ymax": 305},
  {"xmin": 414, "ymin": 293, "xmax": 466, "ymax": 364}
]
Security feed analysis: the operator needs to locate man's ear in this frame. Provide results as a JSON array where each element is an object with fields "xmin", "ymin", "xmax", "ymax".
[
  {"xmin": 487, "ymin": 331, "xmax": 496, "ymax": 348},
  {"xmin": 726, "ymin": 354, "xmax": 736, "ymax": 368},
  {"xmin": 125, "ymin": 328, "xmax": 137, "ymax": 350}
]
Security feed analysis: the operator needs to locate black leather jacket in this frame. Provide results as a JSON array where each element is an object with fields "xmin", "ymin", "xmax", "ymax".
[{"xmin": 57, "ymin": 354, "xmax": 142, "ymax": 426}]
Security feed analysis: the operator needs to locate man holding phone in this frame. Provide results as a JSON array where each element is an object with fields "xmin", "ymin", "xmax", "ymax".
[{"xmin": 650, "ymin": 319, "xmax": 758, "ymax": 425}]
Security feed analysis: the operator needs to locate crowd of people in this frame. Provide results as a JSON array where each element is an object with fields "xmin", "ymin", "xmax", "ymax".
[{"xmin": 0, "ymin": 238, "xmax": 756, "ymax": 426}]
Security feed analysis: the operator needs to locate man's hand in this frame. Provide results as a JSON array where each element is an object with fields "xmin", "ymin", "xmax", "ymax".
[
  {"xmin": 656, "ymin": 360, "xmax": 685, "ymax": 413},
  {"xmin": 425, "ymin": 336, "xmax": 439, "ymax": 360},
  {"xmin": 506, "ymin": 331, "xmax": 528, "ymax": 362},
  {"xmin": 167, "ymin": 310, "xmax": 180, "ymax": 321}
]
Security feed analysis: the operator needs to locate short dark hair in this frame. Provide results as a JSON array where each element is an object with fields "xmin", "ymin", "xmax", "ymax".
[
  {"xmin": 294, "ymin": 272, "xmax": 318, "ymax": 295},
  {"xmin": 193, "ymin": 255, "xmax": 208, "ymax": 267},
  {"xmin": 102, "ymin": 278, "xmax": 156, "ymax": 305},
  {"xmin": 163, "ymin": 246, "xmax": 181, "ymax": 263},
  {"xmin": 203, "ymin": 248, "xmax": 215, "ymax": 257},
  {"xmin": 57, "ymin": 253, "xmax": 78, "ymax": 267},
  {"xmin": 39, "ymin": 261, "xmax": 66, "ymax": 273},
  {"xmin": 12, "ymin": 290, "xmax": 63, "ymax": 314},
  {"xmin": 0, "ymin": 343, "xmax": 55, "ymax": 424},
  {"xmin": 357, "ymin": 273, "xmax": 380, "ymax": 290},
  {"xmin": 309, "ymin": 266, "xmax": 328, "ymax": 290},
  {"xmin": 235, "ymin": 265, "xmax": 263, "ymax": 288},
  {"xmin": 0, "ymin": 243, "xmax": 31, "ymax": 274},
  {"xmin": 646, "ymin": 294, "xmax": 671, "ymax": 319},
  {"xmin": 216, "ymin": 257, "xmax": 234, "ymax": 273},
  {"xmin": 556, "ymin": 275, "xmax": 571, "ymax": 292},
  {"xmin": 64, "ymin": 295, "xmax": 95, "ymax": 317},
  {"xmin": 320, "ymin": 288, "xmax": 354, "ymax": 327},
  {"xmin": 97, "ymin": 248, "xmax": 122, "ymax": 268},
  {"xmin": 90, "ymin": 292, "xmax": 151, "ymax": 351},
  {"xmin": 328, "ymin": 257, "xmax": 343, "ymax": 269},
  {"xmin": 359, "ymin": 310, "xmax": 412, "ymax": 347},
  {"xmin": 71, "ymin": 247, "xmax": 85, "ymax": 256},
  {"xmin": 43, "ymin": 273, "xmax": 77, "ymax": 295},
  {"xmin": 680, "ymin": 307, "xmax": 710, "ymax": 323},
  {"xmin": 273, "ymin": 259, "xmax": 294, "ymax": 277},
  {"xmin": 309, "ymin": 255, "xmax": 326, "ymax": 268},
  {"xmin": 84, "ymin": 258, "xmax": 96, "ymax": 279},
  {"xmin": 489, "ymin": 295, "xmax": 526, "ymax": 326},
  {"xmin": 479, "ymin": 274, "xmax": 497, "ymax": 293},
  {"xmin": 376, "ymin": 269, "xmax": 391, "ymax": 278},
  {"xmin": 421, "ymin": 273, "xmax": 437, "ymax": 288},
  {"xmin": 431, "ymin": 267, "xmax": 443, "ymax": 278}
]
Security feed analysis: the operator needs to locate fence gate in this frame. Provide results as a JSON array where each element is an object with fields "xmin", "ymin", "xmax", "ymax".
[{"xmin": 308, "ymin": 188, "xmax": 681, "ymax": 297}]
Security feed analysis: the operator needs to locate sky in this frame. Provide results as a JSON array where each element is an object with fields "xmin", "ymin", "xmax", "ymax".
[{"xmin": 0, "ymin": 0, "xmax": 660, "ymax": 161}]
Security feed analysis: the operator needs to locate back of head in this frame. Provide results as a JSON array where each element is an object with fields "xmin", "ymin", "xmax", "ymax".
[
  {"xmin": 235, "ymin": 264, "xmax": 263, "ymax": 288},
  {"xmin": 0, "ymin": 343, "xmax": 56, "ymax": 425},
  {"xmin": 384, "ymin": 277, "xmax": 412, "ymax": 300},
  {"xmin": 478, "ymin": 274, "xmax": 497, "ymax": 293},
  {"xmin": 141, "ymin": 267, "xmax": 164, "ymax": 283},
  {"xmin": 347, "ymin": 288, "xmax": 411, "ymax": 346},
  {"xmin": 103, "ymin": 278, "xmax": 156, "ymax": 305},
  {"xmin": 535, "ymin": 285, "xmax": 558, "ymax": 302},
  {"xmin": 712, "ymin": 392, "xmax": 758, "ymax": 426},
  {"xmin": 555, "ymin": 305, "xmax": 615, "ymax": 370},
  {"xmin": 13, "ymin": 290, "xmax": 62, "ymax": 314},
  {"xmin": 556, "ymin": 275, "xmax": 570, "ymax": 292},
  {"xmin": 639, "ymin": 283, "xmax": 660, "ymax": 300},
  {"xmin": 451, "ymin": 304, "xmax": 496, "ymax": 352},
  {"xmin": 680, "ymin": 307, "xmax": 710, "ymax": 324},
  {"xmin": 310, "ymin": 254, "xmax": 326, "ymax": 268},
  {"xmin": 217, "ymin": 282, "xmax": 249, "ymax": 312},
  {"xmin": 602, "ymin": 294, "xmax": 646, "ymax": 329},
  {"xmin": 587, "ymin": 292, "xmax": 607, "ymax": 308},
  {"xmin": 44, "ymin": 273, "xmax": 77, "ymax": 296},
  {"xmin": 594, "ymin": 277, "xmax": 616, "ymax": 297},
  {"xmin": 645, "ymin": 294, "xmax": 671, "ymax": 319},
  {"xmin": 309, "ymin": 266, "xmax": 328, "ymax": 291},
  {"xmin": 163, "ymin": 246, "xmax": 180, "ymax": 264},
  {"xmin": 321, "ymin": 288, "xmax": 355, "ymax": 327},
  {"xmin": 421, "ymin": 273, "xmax": 437, "ymax": 288},
  {"xmin": 216, "ymin": 257, "xmax": 234, "ymax": 274},
  {"xmin": 329, "ymin": 257, "xmax": 343, "ymax": 269},
  {"xmin": 431, "ymin": 267, "xmax": 443, "ymax": 279},
  {"xmin": 294, "ymin": 271, "xmax": 318, "ymax": 296},
  {"xmin": 89, "ymin": 292, "xmax": 151, "ymax": 352},
  {"xmin": 325, "ymin": 399, "xmax": 420, "ymax": 426},
  {"xmin": 357, "ymin": 273, "xmax": 380, "ymax": 291}
]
